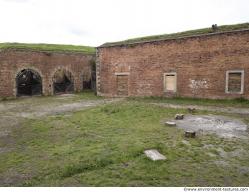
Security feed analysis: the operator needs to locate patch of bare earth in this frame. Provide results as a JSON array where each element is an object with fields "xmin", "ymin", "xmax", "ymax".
[
  {"xmin": 175, "ymin": 115, "xmax": 248, "ymax": 139},
  {"xmin": 0, "ymin": 94, "xmax": 121, "ymax": 185}
]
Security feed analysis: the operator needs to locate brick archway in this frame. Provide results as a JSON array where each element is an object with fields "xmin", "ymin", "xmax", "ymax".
[
  {"xmin": 52, "ymin": 68, "xmax": 74, "ymax": 94},
  {"xmin": 16, "ymin": 68, "xmax": 43, "ymax": 97}
]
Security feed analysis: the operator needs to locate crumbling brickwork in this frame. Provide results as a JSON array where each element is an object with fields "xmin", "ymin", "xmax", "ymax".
[
  {"xmin": 97, "ymin": 30, "xmax": 249, "ymax": 99},
  {"xmin": 0, "ymin": 49, "xmax": 95, "ymax": 97}
]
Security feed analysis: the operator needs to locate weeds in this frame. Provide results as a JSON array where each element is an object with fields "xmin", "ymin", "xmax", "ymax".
[
  {"xmin": 1, "ymin": 96, "xmax": 249, "ymax": 186},
  {"xmin": 60, "ymin": 158, "xmax": 114, "ymax": 178}
]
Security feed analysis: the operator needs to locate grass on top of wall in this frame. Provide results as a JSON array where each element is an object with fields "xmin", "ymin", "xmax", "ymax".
[
  {"xmin": 101, "ymin": 23, "xmax": 249, "ymax": 47},
  {"xmin": 0, "ymin": 43, "xmax": 96, "ymax": 54}
]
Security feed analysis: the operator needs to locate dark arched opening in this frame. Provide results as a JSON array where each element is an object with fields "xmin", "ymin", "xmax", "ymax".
[
  {"xmin": 16, "ymin": 69, "xmax": 42, "ymax": 97},
  {"xmin": 53, "ymin": 69, "xmax": 74, "ymax": 94}
]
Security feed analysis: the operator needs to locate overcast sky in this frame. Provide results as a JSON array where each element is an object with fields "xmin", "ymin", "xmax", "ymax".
[{"xmin": 0, "ymin": 0, "xmax": 249, "ymax": 47}]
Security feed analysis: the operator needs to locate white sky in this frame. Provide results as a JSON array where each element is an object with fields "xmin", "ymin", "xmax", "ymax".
[{"xmin": 0, "ymin": 0, "xmax": 249, "ymax": 47}]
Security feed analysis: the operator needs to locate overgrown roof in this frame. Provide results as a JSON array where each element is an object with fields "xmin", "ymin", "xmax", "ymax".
[
  {"xmin": 100, "ymin": 23, "xmax": 249, "ymax": 47},
  {"xmin": 0, "ymin": 43, "xmax": 96, "ymax": 54}
]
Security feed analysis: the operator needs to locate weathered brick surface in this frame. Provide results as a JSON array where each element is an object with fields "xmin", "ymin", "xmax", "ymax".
[
  {"xmin": 0, "ymin": 49, "xmax": 94, "ymax": 97},
  {"xmin": 97, "ymin": 30, "xmax": 249, "ymax": 99}
]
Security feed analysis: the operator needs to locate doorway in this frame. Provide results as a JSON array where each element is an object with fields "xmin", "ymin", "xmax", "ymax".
[
  {"xmin": 16, "ymin": 69, "xmax": 42, "ymax": 97},
  {"xmin": 117, "ymin": 75, "xmax": 128, "ymax": 96},
  {"xmin": 53, "ymin": 69, "xmax": 74, "ymax": 94}
]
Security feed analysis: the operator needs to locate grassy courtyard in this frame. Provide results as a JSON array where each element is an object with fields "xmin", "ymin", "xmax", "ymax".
[{"xmin": 0, "ymin": 93, "xmax": 249, "ymax": 186}]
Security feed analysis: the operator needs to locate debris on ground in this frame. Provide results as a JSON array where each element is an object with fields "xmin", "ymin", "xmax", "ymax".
[
  {"xmin": 144, "ymin": 149, "xmax": 166, "ymax": 161},
  {"xmin": 165, "ymin": 121, "xmax": 176, "ymax": 126},
  {"xmin": 175, "ymin": 114, "xmax": 184, "ymax": 120},
  {"xmin": 185, "ymin": 131, "xmax": 196, "ymax": 138},
  {"xmin": 188, "ymin": 108, "xmax": 196, "ymax": 113}
]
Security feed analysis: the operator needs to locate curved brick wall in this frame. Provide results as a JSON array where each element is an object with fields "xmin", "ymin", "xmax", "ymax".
[{"xmin": 0, "ymin": 49, "xmax": 95, "ymax": 97}]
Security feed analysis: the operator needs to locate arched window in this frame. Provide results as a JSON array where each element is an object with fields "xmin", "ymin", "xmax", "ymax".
[{"xmin": 16, "ymin": 69, "xmax": 42, "ymax": 96}]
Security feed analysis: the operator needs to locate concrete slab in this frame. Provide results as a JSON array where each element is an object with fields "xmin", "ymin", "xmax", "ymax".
[{"xmin": 144, "ymin": 149, "xmax": 166, "ymax": 161}]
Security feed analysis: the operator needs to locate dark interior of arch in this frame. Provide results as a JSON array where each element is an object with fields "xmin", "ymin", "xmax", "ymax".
[
  {"xmin": 53, "ymin": 69, "xmax": 74, "ymax": 94},
  {"xmin": 16, "ymin": 69, "xmax": 42, "ymax": 97}
]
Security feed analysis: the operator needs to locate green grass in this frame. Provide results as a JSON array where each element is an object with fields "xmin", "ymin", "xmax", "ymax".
[
  {"xmin": 128, "ymin": 96, "xmax": 249, "ymax": 108},
  {"xmin": 74, "ymin": 90, "xmax": 99, "ymax": 100},
  {"xmin": 101, "ymin": 23, "xmax": 249, "ymax": 47},
  {"xmin": 0, "ymin": 43, "xmax": 95, "ymax": 54},
  {"xmin": 1, "ymin": 98, "xmax": 249, "ymax": 186}
]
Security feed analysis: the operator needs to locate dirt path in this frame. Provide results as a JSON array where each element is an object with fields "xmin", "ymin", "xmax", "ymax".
[
  {"xmin": 0, "ymin": 94, "xmax": 121, "ymax": 140},
  {"xmin": 8, "ymin": 99, "xmax": 120, "ymax": 118},
  {"xmin": 151, "ymin": 102, "xmax": 249, "ymax": 115},
  {"xmin": 0, "ymin": 95, "xmax": 120, "ymax": 117}
]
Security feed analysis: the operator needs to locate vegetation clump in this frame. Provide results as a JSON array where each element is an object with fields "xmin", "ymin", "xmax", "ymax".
[
  {"xmin": 0, "ymin": 43, "xmax": 95, "ymax": 54},
  {"xmin": 101, "ymin": 23, "xmax": 249, "ymax": 47}
]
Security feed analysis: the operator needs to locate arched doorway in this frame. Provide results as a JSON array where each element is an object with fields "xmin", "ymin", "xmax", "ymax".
[
  {"xmin": 53, "ymin": 69, "xmax": 74, "ymax": 94},
  {"xmin": 16, "ymin": 69, "xmax": 42, "ymax": 97}
]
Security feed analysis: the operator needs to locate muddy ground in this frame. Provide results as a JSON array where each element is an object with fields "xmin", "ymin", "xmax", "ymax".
[
  {"xmin": 175, "ymin": 114, "xmax": 248, "ymax": 139},
  {"xmin": 0, "ymin": 94, "xmax": 120, "ymax": 142},
  {"xmin": 1, "ymin": 95, "xmax": 249, "ymax": 147},
  {"xmin": 0, "ymin": 94, "xmax": 249, "ymax": 186}
]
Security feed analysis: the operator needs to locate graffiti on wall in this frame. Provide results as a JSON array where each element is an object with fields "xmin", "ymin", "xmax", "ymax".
[{"xmin": 189, "ymin": 79, "xmax": 209, "ymax": 96}]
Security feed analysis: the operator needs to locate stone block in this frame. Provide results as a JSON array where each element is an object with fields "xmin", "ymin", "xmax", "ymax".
[{"xmin": 144, "ymin": 149, "xmax": 166, "ymax": 161}]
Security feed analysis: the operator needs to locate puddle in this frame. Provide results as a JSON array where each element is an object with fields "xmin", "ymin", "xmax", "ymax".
[{"xmin": 175, "ymin": 115, "xmax": 248, "ymax": 138}]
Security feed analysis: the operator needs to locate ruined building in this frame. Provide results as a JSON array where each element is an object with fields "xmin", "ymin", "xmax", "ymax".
[
  {"xmin": 96, "ymin": 23, "xmax": 249, "ymax": 99},
  {"xmin": 0, "ymin": 44, "xmax": 95, "ymax": 97},
  {"xmin": 1, "ymin": 23, "xmax": 249, "ymax": 100}
]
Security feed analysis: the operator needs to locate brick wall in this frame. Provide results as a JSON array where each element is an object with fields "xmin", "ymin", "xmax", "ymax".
[
  {"xmin": 0, "ymin": 49, "xmax": 94, "ymax": 97},
  {"xmin": 97, "ymin": 30, "xmax": 249, "ymax": 99}
]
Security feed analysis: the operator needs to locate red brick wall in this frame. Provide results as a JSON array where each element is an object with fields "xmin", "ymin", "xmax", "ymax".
[
  {"xmin": 97, "ymin": 30, "xmax": 249, "ymax": 99},
  {"xmin": 0, "ymin": 49, "xmax": 94, "ymax": 97}
]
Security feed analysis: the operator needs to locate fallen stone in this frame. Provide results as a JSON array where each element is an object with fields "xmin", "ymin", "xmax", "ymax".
[
  {"xmin": 175, "ymin": 114, "xmax": 184, "ymax": 120},
  {"xmin": 185, "ymin": 131, "xmax": 196, "ymax": 138},
  {"xmin": 188, "ymin": 108, "xmax": 196, "ymax": 113},
  {"xmin": 165, "ymin": 121, "xmax": 176, "ymax": 126},
  {"xmin": 144, "ymin": 149, "xmax": 166, "ymax": 161}
]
